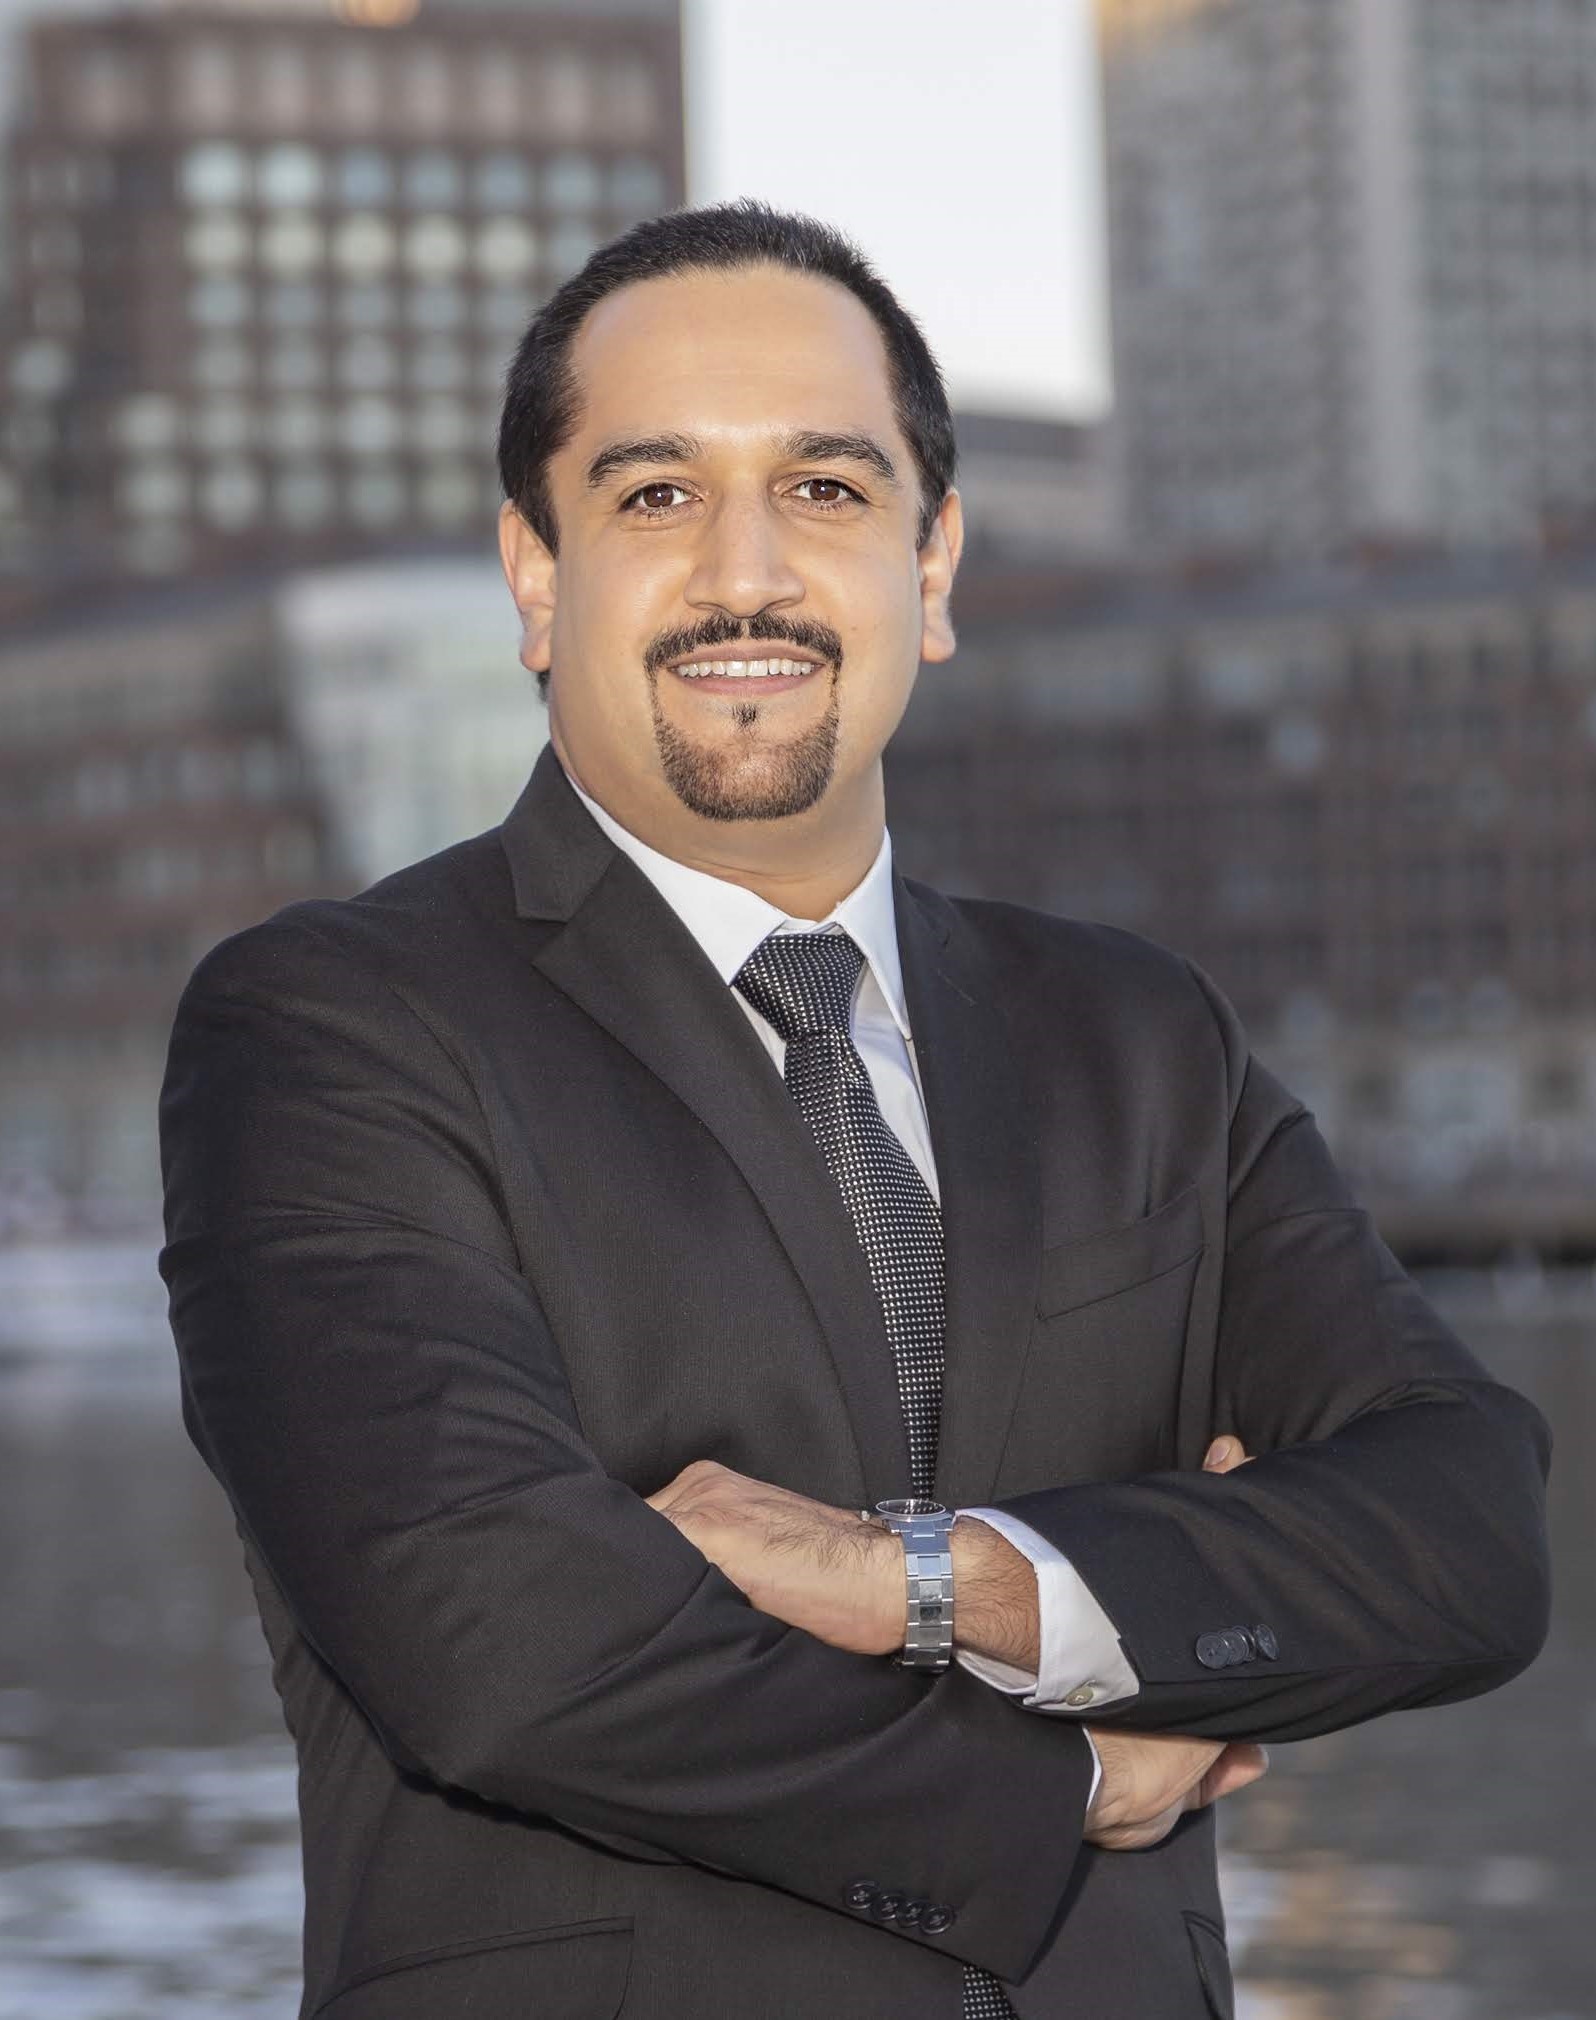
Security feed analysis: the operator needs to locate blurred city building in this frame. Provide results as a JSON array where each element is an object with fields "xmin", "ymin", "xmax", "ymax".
[
  {"xmin": 0, "ymin": 555, "xmax": 541, "ymax": 1233},
  {"xmin": 1097, "ymin": 0, "xmax": 1596, "ymax": 559},
  {"xmin": 0, "ymin": 0, "xmax": 683, "ymax": 615},
  {"xmin": 893, "ymin": 542, "xmax": 1596, "ymax": 1254},
  {"xmin": 949, "ymin": 410, "xmax": 1120, "ymax": 564}
]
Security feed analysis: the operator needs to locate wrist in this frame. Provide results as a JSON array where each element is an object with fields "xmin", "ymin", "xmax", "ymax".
[{"xmin": 949, "ymin": 1515, "xmax": 1040, "ymax": 1670}]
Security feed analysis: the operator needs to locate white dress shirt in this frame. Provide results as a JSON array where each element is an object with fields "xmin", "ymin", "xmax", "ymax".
[{"xmin": 566, "ymin": 772, "xmax": 1139, "ymax": 1722}]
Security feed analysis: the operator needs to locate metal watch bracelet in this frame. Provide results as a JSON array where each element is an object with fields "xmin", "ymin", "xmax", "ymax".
[{"xmin": 863, "ymin": 1498, "xmax": 956, "ymax": 1670}]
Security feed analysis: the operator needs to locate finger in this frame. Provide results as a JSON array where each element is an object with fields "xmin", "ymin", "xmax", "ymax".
[
  {"xmin": 1194, "ymin": 1742, "xmax": 1269, "ymax": 1808},
  {"xmin": 1203, "ymin": 1437, "xmax": 1253, "ymax": 1472}
]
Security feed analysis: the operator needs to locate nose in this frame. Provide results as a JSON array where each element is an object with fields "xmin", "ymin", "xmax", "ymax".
[{"xmin": 682, "ymin": 489, "xmax": 806, "ymax": 621}]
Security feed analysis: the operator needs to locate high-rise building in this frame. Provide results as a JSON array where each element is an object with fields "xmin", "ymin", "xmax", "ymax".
[
  {"xmin": 1097, "ymin": 0, "xmax": 1596, "ymax": 559},
  {"xmin": 0, "ymin": 0, "xmax": 682, "ymax": 607}
]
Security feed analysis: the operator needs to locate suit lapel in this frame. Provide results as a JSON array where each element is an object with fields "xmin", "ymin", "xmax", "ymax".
[
  {"xmin": 895, "ymin": 880, "xmax": 1043, "ymax": 1508},
  {"xmin": 501, "ymin": 751, "xmax": 912, "ymax": 1502}
]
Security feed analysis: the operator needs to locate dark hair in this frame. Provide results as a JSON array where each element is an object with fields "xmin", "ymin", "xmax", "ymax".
[{"xmin": 497, "ymin": 199, "xmax": 957, "ymax": 553}]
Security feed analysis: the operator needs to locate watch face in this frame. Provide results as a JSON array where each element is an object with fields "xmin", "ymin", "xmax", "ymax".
[{"xmin": 875, "ymin": 1498, "xmax": 948, "ymax": 1519}]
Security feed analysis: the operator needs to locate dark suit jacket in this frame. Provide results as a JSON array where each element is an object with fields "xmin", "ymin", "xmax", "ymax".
[{"xmin": 159, "ymin": 746, "xmax": 1550, "ymax": 2020}]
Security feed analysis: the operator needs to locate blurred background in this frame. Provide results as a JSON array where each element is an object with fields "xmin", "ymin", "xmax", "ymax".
[{"xmin": 0, "ymin": 1, "xmax": 1591, "ymax": 2013}]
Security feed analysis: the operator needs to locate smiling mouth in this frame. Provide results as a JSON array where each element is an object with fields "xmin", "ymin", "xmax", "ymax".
[{"xmin": 671, "ymin": 655, "xmax": 824, "ymax": 681}]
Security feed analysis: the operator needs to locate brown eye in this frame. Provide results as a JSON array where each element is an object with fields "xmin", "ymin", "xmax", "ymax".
[
  {"xmin": 794, "ymin": 477, "xmax": 858, "ymax": 508},
  {"xmin": 628, "ymin": 482, "xmax": 687, "ymax": 512}
]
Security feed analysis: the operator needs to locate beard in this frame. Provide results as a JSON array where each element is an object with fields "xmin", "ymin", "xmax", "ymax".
[{"xmin": 649, "ymin": 678, "xmax": 841, "ymax": 822}]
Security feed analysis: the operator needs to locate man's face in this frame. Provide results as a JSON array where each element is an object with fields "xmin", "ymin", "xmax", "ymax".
[{"xmin": 500, "ymin": 263, "xmax": 960, "ymax": 832}]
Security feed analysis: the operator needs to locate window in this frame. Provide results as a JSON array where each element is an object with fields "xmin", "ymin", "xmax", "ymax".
[
  {"xmin": 258, "ymin": 145, "xmax": 323, "ymax": 208},
  {"xmin": 266, "ymin": 281, "xmax": 324, "ymax": 328},
  {"xmin": 185, "ymin": 211, "xmax": 249, "ymax": 269},
  {"xmin": 480, "ymin": 285, "xmax": 537, "ymax": 335},
  {"xmin": 475, "ymin": 153, "xmax": 533, "ymax": 209},
  {"xmin": 340, "ymin": 396, "xmax": 401, "ymax": 455},
  {"xmin": 271, "ymin": 398, "xmax": 328, "ymax": 456},
  {"xmin": 610, "ymin": 155, "xmax": 664, "ymax": 215},
  {"xmin": 337, "ymin": 282, "xmax": 394, "ymax": 327},
  {"xmin": 420, "ymin": 462, "xmax": 478, "ymax": 526},
  {"xmin": 404, "ymin": 150, "xmax": 461, "ymax": 207},
  {"xmin": 76, "ymin": 45, "xmax": 146, "ymax": 136},
  {"xmin": 119, "ymin": 459, "xmax": 189, "ymax": 519},
  {"xmin": 10, "ymin": 339, "xmax": 72, "ymax": 398},
  {"xmin": 545, "ymin": 150, "xmax": 600, "ymax": 212},
  {"xmin": 192, "ymin": 337, "xmax": 252, "ymax": 389},
  {"xmin": 193, "ymin": 397, "xmax": 253, "ymax": 454},
  {"xmin": 475, "ymin": 217, "xmax": 536, "ymax": 280},
  {"xmin": 200, "ymin": 459, "xmax": 261, "ymax": 529},
  {"xmin": 260, "ymin": 213, "xmax": 324, "ymax": 273},
  {"xmin": 181, "ymin": 143, "xmax": 249, "ymax": 207},
  {"xmin": 348, "ymin": 465, "xmax": 406, "ymax": 524},
  {"xmin": 259, "ymin": 44, "xmax": 311, "ymax": 130},
  {"xmin": 339, "ymin": 148, "xmax": 393, "ymax": 206},
  {"xmin": 275, "ymin": 464, "xmax": 334, "ymax": 528},
  {"xmin": 332, "ymin": 214, "xmax": 397, "ymax": 277},
  {"xmin": 404, "ymin": 216, "xmax": 466, "ymax": 279},
  {"xmin": 175, "ymin": 40, "xmax": 237, "ymax": 127},
  {"xmin": 266, "ymin": 337, "xmax": 325, "ymax": 390},
  {"xmin": 189, "ymin": 275, "xmax": 252, "ymax": 327},
  {"xmin": 402, "ymin": 46, "xmax": 452, "ymax": 134},
  {"xmin": 409, "ymin": 283, "xmax": 465, "ymax": 330},
  {"xmin": 600, "ymin": 58, "xmax": 658, "ymax": 142},
  {"xmin": 413, "ymin": 397, "xmax": 471, "ymax": 454},
  {"xmin": 333, "ymin": 48, "xmax": 382, "ymax": 131},
  {"xmin": 472, "ymin": 51, "xmax": 524, "ymax": 137},
  {"xmin": 541, "ymin": 51, "xmax": 593, "ymax": 138},
  {"xmin": 411, "ymin": 339, "xmax": 465, "ymax": 390},
  {"xmin": 114, "ymin": 394, "xmax": 181, "ymax": 452},
  {"xmin": 548, "ymin": 221, "xmax": 598, "ymax": 278},
  {"xmin": 338, "ymin": 334, "xmax": 397, "ymax": 389}
]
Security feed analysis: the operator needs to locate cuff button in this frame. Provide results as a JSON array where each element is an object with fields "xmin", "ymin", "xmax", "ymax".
[
  {"xmin": 843, "ymin": 1879, "xmax": 878, "ymax": 1912},
  {"xmin": 871, "ymin": 1891, "xmax": 905, "ymax": 1922},
  {"xmin": 920, "ymin": 1904, "xmax": 956, "ymax": 1936},
  {"xmin": 1065, "ymin": 1685, "xmax": 1095, "ymax": 1708}
]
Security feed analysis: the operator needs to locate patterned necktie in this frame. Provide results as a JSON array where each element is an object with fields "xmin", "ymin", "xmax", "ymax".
[{"xmin": 734, "ymin": 930, "xmax": 1019, "ymax": 2020}]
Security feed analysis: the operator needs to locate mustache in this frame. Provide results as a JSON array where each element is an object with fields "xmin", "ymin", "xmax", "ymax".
[{"xmin": 643, "ymin": 610, "xmax": 845, "ymax": 675}]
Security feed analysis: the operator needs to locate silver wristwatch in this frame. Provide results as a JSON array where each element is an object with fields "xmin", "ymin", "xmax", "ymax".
[{"xmin": 866, "ymin": 1497, "xmax": 956, "ymax": 1670}]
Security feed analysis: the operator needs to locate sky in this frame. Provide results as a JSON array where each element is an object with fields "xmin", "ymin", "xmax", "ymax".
[
  {"xmin": 0, "ymin": 0, "xmax": 1114, "ymax": 420},
  {"xmin": 684, "ymin": 0, "xmax": 1112, "ymax": 420}
]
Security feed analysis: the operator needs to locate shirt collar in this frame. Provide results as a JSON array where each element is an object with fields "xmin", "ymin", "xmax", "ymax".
[{"xmin": 565, "ymin": 767, "xmax": 912, "ymax": 1043}]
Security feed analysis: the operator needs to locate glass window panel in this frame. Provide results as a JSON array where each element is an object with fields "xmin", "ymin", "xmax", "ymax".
[
  {"xmin": 200, "ymin": 459, "xmax": 261, "ymax": 529},
  {"xmin": 114, "ymin": 394, "xmax": 181, "ymax": 452},
  {"xmin": 185, "ymin": 211, "xmax": 249, "ymax": 268},
  {"xmin": 189, "ymin": 275, "xmax": 252, "ymax": 327},
  {"xmin": 119, "ymin": 459, "xmax": 189, "ymax": 519},
  {"xmin": 472, "ymin": 54, "xmax": 523, "ymax": 139},
  {"xmin": 475, "ymin": 152, "xmax": 534, "ymax": 208},
  {"xmin": 193, "ymin": 338, "xmax": 252, "ymax": 389},
  {"xmin": 260, "ymin": 44, "xmax": 311, "ymax": 131},
  {"xmin": 338, "ymin": 334, "xmax": 397, "ymax": 389},
  {"xmin": 479, "ymin": 285, "xmax": 537, "ymax": 335},
  {"xmin": 414, "ymin": 396, "xmax": 471, "ymax": 454},
  {"xmin": 408, "ymin": 283, "xmax": 464, "ymax": 330},
  {"xmin": 267, "ymin": 281, "xmax": 324, "ymax": 328},
  {"xmin": 610, "ymin": 155, "xmax": 664, "ymax": 215},
  {"xmin": 332, "ymin": 213, "xmax": 397, "ymax": 276},
  {"xmin": 258, "ymin": 144, "xmax": 323, "ymax": 207},
  {"xmin": 266, "ymin": 337, "xmax": 326, "ymax": 390},
  {"xmin": 548, "ymin": 221, "xmax": 598, "ymax": 279},
  {"xmin": 10, "ymin": 339, "xmax": 72, "ymax": 398},
  {"xmin": 405, "ymin": 216, "xmax": 466, "ymax": 278},
  {"xmin": 412, "ymin": 339, "xmax": 465, "ymax": 390},
  {"xmin": 475, "ymin": 217, "xmax": 536, "ymax": 279},
  {"xmin": 339, "ymin": 147, "xmax": 392, "ymax": 206},
  {"xmin": 541, "ymin": 51, "xmax": 592, "ymax": 139},
  {"xmin": 545, "ymin": 150, "xmax": 600, "ymax": 212},
  {"xmin": 181, "ymin": 143, "xmax": 249, "ymax": 206},
  {"xmin": 270, "ymin": 398, "xmax": 328, "ymax": 456},
  {"xmin": 340, "ymin": 396, "xmax": 401, "ymax": 455},
  {"xmin": 176, "ymin": 41, "xmax": 237, "ymax": 128},
  {"xmin": 31, "ymin": 223, "xmax": 81, "ymax": 266},
  {"xmin": 601, "ymin": 58, "xmax": 658, "ymax": 142},
  {"xmin": 337, "ymin": 281, "xmax": 395, "ymax": 327},
  {"xmin": 349, "ymin": 466, "xmax": 406, "ymax": 525},
  {"xmin": 259, "ymin": 213, "xmax": 324, "ymax": 273},
  {"xmin": 402, "ymin": 46, "xmax": 453, "ymax": 134},
  {"xmin": 334, "ymin": 48, "xmax": 382, "ymax": 131},
  {"xmin": 193, "ymin": 397, "xmax": 253, "ymax": 454},
  {"xmin": 420, "ymin": 461, "xmax": 479, "ymax": 526},
  {"xmin": 404, "ymin": 149, "xmax": 461, "ymax": 206},
  {"xmin": 276, "ymin": 463, "xmax": 334, "ymax": 527}
]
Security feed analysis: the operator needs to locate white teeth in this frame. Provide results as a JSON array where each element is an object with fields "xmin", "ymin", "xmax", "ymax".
[{"xmin": 673, "ymin": 656, "xmax": 817, "ymax": 679}]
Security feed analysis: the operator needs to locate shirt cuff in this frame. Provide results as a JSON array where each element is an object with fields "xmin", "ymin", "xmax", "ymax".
[{"xmin": 953, "ymin": 1507, "xmax": 1140, "ymax": 1715}]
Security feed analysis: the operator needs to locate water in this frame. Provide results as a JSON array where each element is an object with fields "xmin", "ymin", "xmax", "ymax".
[{"xmin": 0, "ymin": 1273, "xmax": 1590, "ymax": 2019}]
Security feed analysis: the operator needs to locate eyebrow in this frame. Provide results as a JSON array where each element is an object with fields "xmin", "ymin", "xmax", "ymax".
[{"xmin": 583, "ymin": 428, "xmax": 902, "ymax": 491}]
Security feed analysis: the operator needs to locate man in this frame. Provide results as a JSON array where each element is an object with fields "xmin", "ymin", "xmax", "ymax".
[{"xmin": 160, "ymin": 202, "xmax": 1550, "ymax": 2020}]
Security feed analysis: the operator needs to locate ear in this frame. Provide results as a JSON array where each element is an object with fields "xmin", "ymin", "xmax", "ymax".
[
  {"xmin": 498, "ymin": 500, "xmax": 557, "ymax": 678},
  {"xmin": 917, "ymin": 487, "xmax": 963, "ymax": 665}
]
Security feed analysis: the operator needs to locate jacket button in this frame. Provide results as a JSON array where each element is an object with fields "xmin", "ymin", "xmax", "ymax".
[
  {"xmin": 871, "ymin": 1890, "xmax": 905, "ymax": 1922},
  {"xmin": 1253, "ymin": 1623, "xmax": 1279, "ymax": 1660},
  {"xmin": 920, "ymin": 1904, "xmax": 956, "ymax": 1936},
  {"xmin": 843, "ymin": 1879, "xmax": 878, "ymax": 1912},
  {"xmin": 1195, "ymin": 1632, "xmax": 1229, "ymax": 1669},
  {"xmin": 897, "ymin": 1897, "xmax": 928, "ymax": 1928}
]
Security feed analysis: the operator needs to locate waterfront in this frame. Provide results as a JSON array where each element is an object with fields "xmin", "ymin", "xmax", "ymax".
[{"xmin": 0, "ymin": 1268, "xmax": 1590, "ymax": 2019}]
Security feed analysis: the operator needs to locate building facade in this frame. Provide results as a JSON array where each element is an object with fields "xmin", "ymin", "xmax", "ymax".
[
  {"xmin": 0, "ymin": 0, "xmax": 682, "ymax": 610},
  {"xmin": 1098, "ymin": 0, "xmax": 1596, "ymax": 558},
  {"xmin": 890, "ymin": 546, "xmax": 1596, "ymax": 1252}
]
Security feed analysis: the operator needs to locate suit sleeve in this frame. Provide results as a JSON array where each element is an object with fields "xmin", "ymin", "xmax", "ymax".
[
  {"xmin": 989, "ymin": 959, "xmax": 1552, "ymax": 1743},
  {"xmin": 159, "ymin": 911, "xmax": 1092, "ymax": 1983}
]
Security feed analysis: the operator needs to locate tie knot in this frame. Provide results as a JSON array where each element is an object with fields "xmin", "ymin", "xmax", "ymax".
[{"xmin": 734, "ymin": 930, "xmax": 866, "ymax": 1045}]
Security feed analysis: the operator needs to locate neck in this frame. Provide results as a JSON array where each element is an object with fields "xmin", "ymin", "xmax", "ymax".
[{"xmin": 555, "ymin": 734, "xmax": 885, "ymax": 920}]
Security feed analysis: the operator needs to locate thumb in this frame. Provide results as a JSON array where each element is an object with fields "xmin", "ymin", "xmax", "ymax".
[{"xmin": 1195, "ymin": 1742, "xmax": 1269, "ymax": 1808}]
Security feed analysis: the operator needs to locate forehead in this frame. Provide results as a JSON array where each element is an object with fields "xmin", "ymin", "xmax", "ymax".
[{"xmin": 564, "ymin": 264, "xmax": 901, "ymax": 448}]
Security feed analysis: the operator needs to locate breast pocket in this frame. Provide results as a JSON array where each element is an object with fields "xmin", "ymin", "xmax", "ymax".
[{"xmin": 999, "ymin": 1188, "xmax": 1208, "ymax": 1491}]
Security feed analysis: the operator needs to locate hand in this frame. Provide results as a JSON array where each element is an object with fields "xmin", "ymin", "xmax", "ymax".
[
  {"xmin": 1203, "ymin": 1435, "xmax": 1253, "ymax": 1473},
  {"xmin": 1083, "ymin": 1728, "xmax": 1268, "ymax": 1852},
  {"xmin": 645, "ymin": 1460, "xmax": 902, "ymax": 1656}
]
